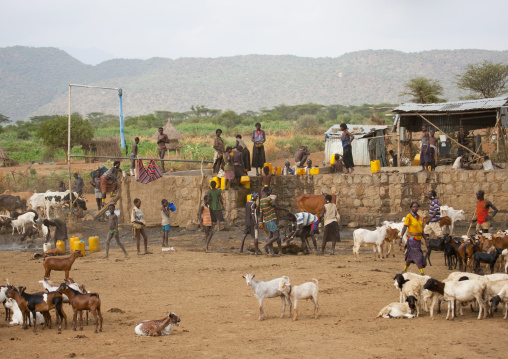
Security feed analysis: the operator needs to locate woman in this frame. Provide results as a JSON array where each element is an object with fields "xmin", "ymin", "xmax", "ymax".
[
  {"xmin": 223, "ymin": 147, "xmax": 234, "ymax": 190},
  {"xmin": 319, "ymin": 194, "xmax": 341, "ymax": 255},
  {"xmin": 340, "ymin": 123, "xmax": 354, "ymax": 174},
  {"xmin": 399, "ymin": 202, "xmax": 428, "ymax": 275},
  {"xmin": 420, "ymin": 125, "xmax": 431, "ymax": 172},
  {"xmin": 251, "ymin": 122, "xmax": 266, "ymax": 176},
  {"xmin": 232, "ymin": 145, "xmax": 245, "ymax": 190},
  {"xmin": 212, "ymin": 129, "xmax": 225, "ymax": 174},
  {"xmin": 100, "ymin": 161, "xmax": 121, "ymax": 199}
]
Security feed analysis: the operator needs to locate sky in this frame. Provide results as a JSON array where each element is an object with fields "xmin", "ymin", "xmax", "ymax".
[{"xmin": 1, "ymin": 0, "xmax": 507, "ymax": 65}]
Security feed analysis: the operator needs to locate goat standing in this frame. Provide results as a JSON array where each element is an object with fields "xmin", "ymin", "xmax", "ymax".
[{"xmin": 57, "ymin": 283, "xmax": 102, "ymax": 333}]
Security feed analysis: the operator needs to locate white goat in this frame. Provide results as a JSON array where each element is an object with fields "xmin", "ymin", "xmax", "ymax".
[
  {"xmin": 377, "ymin": 297, "xmax": 417, "ymax": 319},
  {"xmin": 423, "ymin": 278, "xmax": 486, "ymax": 320},
  {"xmin": 440, "ymin": 206, "xmax": 465, "ymax": 235},
  {"xmin": 4, "ymin": 298, "xmax": 45, "ymax": 325},
  {"xmin": 484, "ymin": 279, "xmax": 508, "ymax": 317},
  {"xmin": 135, "ymin": 312, "xmax": 181, "ymax": 336},
  {"xmin": 10, "ymin": 211, "xmax": 37, "ymax": 235},
  {"xmin": 393, "ymin": 274, "xmax": 428, "ymax": 317},
  {"xmin": 279, "ymin": 279, "xmax": 319, "ymax": 321},
  {"xmin": 490, "ymin": 284, "xmax": 508, "ymax": 319},
  {"xmin": 243, "ymin": 274, "xmax": 291, "ymax": 321},
  {"xmin": 353, "ymin": 226, "xmax": 388, "ymax": 261}
]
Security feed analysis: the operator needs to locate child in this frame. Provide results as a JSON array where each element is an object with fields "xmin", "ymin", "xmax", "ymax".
[
  {"xmin": 104, "ymin": 204, "xmax": 128, "ymax": 258},
  {"xmin": 198, "ymin": 194, "xmax": 214, "ymax": 253},
  {"xmin": 305, "ymin": 159, "xmax": 313, "ymax": 175},
  {"xmin": 207, "ymin": 180, "xmax": 224, "ymax": 231},
  {"xmin": 223, "ymin": 147, "xmax": 234, "ymax": 190},
  {"xmin": 131, "ymin": 198, "xmax": 152, "ymax": 255},
  {"xmin": 331, "ymin": 154, "xmax": 344, "ymax": 174},
  {"xmin": 283, "ymin": 161, "xmax": 294, "ymax": 175},
  {"xmin": 261, "ymin": 165, "xmax": 273, "ymax": 190},
  {"xmin": 240, "ymin": 193, "xmax": 260, "ymax": 254},
  {"xmin": 161, "ymin": 199, "xmax": 175, "ymax": 247}
]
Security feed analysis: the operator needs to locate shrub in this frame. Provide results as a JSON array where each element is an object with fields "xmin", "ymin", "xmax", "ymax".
[{"xmin": 17, "ymin": 130, "xmax": 30, "ymax": 140}]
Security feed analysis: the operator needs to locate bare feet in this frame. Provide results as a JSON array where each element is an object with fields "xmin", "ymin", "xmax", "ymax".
[{"xmin": 144, "ymin": 251, "xmax": 153, "ymax": 255}]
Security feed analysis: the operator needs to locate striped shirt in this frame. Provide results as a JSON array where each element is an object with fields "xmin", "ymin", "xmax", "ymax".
[
  {"xmin": 295, "ymin": 212, "xmax": 318, "ymax": 226},
  {"xmin": 429, "ymin": 198, "xmax": 440, "ymax": 223},
  {"xmin": 260, "ymin": 197, "xmax": 276, "ymax": 223},
  {"xmin": 201, "ymin": 204, "xmax": 212, "ymax": 226}
]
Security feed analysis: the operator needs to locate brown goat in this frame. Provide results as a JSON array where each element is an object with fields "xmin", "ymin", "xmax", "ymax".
[
  {"xmin": 134, "ymin": 312, "xmax": 181, "ymax": 336},
  {"xmin": 382, "ymin": 227, "xmax": 400, "ymax": 257},
  {"xmin": 43, "ymin": 250, "xmax": 83, "ymax": 279},
  {"xmin": 1, "ymin": 285, "xmax": 12, "ymax": 322},
  {"xmin": 458, "ymin": 238, "xmax": 482, "ymax": 272},
  {"xmin": 57, "ymin": 283, "xmax": 102, "ymax": 333},
  {"xmin": 422, "ymin": 216, "xmax": 452, "ymax": 231}
]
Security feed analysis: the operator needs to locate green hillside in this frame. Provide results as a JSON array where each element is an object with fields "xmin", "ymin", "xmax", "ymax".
[{"xmin": 1, "ymin": 46, "xmax": 507, "ymax": 121}]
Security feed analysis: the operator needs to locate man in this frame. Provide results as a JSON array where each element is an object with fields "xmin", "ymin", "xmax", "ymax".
[
  {"xmin": 295, "ymin": 146, "xmax": 310, "ymax": 167},
  {"xmin": 213, "ymin": 129, "xmax": 225, "ymax": 174},
  {"xmin": 58, "ymin": 181, "xmax": 67, "ymax": 192},
  {"xmin": 420, "ymin": 125, "xmax": 431, "ymax": 172},
  {"xmin": 101, "ymin": 161, "xmax": 121, "ymax": 200},
  {"xmin": 43, "ymin": 218, "xmax": 68, "ymax": 252},
  {"xmin": 130, "ymin": 137, "xmax": 140, "ymax": 176},
  {"xmin": 424, "ymin": 190, "xmax": 442, "ymax": 246},
  {"xmin": 73, "ymin": 173, "xmax": 84, "ymax": 197},
  {"xmin": 285, "ymin": 211, "xmax": 319, "ymax": 254},
  {"xmin": 472, "ymin": 190, "xmax": 498, "ymax": 233},
  {"xmin": 157, "ymin": 127, "xmax": 169, "ymax": 173},
  {"xmin": 259, "ymin": 187, "xmax": 288, "ymax": 256},
  {"xmin": 240, "ymin": 193, "xmax": 261, "ymax": 254}
]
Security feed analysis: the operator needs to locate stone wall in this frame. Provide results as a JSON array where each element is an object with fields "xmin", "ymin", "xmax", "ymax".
[{"xmin": 118, "ymin": 170, "xmax": 508, "ymax": 227}]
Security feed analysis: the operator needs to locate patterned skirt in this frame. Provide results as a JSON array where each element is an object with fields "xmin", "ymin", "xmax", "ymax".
[{"xmin": 405, "ymin": 238, "xmax": 426, "ymax": 268}]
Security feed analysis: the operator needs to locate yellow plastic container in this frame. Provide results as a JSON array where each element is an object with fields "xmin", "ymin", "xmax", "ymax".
[
  {"xmin": 240, "ymin": 176, "xmax": 250, "ymax": 189},
  {"xmin": 370, "ymin": 160, "xmax": 381, "ymax": 174},
  {"xmin": 56, "ymin": 240, "xmax": 65, "ymax": 253},
  {"xmin": 246, "ymin": 194, "xmax": 252, "ymax": 202},
  {"xmin": 77, "ymin": 240, "xmax": 85, "ymax": 256},
  {"xmin": 296, "ymin": 168, "xmax": 306, "ymax": 175},
  {"xmin": 263, "ymin": 163, "xmax": 272, "ymax": 174},
  {"xmin": 220, "ymin": 178, "xmax": 229, "ymax": 190},
  {"xmin": 275, "ymin": 167, "xmax": 282, "ymax": 176},
  {"xmin": 331, "ymin": 154, "xmax": 337, "ymax": 165},
  {"xmin": 412, "ymin": 154, "xmax": 420, "ymax": 166},
  {"xmin": 209, "ymin": 176, "xmax": 220, "ymax": 188},
  {"xmin": 309, "ymin": 168, "xmax": 320, "ymax": 175},
  {"xmin": 69, "ymin": 236, "xmax": 80, "ymax": 252},
  {"xmin": 88, "ymin": 236, "xmax": 100, "ymax": 253}
]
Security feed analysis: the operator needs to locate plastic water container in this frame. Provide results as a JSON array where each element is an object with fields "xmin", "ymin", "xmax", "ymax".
[
  {"xmin": 88, "ymin": 236, "xmax": 100, "ymax": 253},
  {"xmin": 240, "ymin": 176, "xmax": 250, "ymax": 189},
  {"xmin": 309, "ymin": 168, "xmax": 320, "ymax": 175},
  {"xmin": 412, "ymin": 154, "xmax": 420, "ymax": 166},
  {"xmin": 246, "ymin": 194, "xmax": 252, "ymax": 202},
  {"xmin": 370, "ymin": 160, "xmax": 381, "ymax": 173},
  {"xmin": 43, "ymin": 243, "xmax": 52, "ymax": 253},
  {"xmin": 69, "ymin": 236, "xmax": 80, "ymax": 252},
  {"xmin": 263, "ymin": 163, "xmax": 272, "ymax": 173},
  {"xmin": 275, "ymin": 167, "xmax": 282, "ymax": 176},
  {"xmin": 220, "ymin": 178, "xmax": 229, "ymax": 190},
  {"xmin": 168, "ymin": 203, "xmax": 176, "ymax": 212},
  {"xmin": 77, "ymin": 241, "xmax": 85, "ymax": 256},
  {"xmin": 296, "ymin": 168, "xmax": 306, "ymax": 175},
  {"xmin": 209, "ymin": 176, "xmax": 220, "ymax": 188},
  {"xmin": 56, "ymin": 240, "xmax": 65, "ymax": 253},
  {"xmin": 331, "ymin": 155, "xmax": 337, "ymax": 165}
]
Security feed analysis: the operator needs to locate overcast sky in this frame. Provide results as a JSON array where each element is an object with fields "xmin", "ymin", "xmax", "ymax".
[{"xmin": 1, "ymin": 0, "xmax": 507, "ymax": 65}]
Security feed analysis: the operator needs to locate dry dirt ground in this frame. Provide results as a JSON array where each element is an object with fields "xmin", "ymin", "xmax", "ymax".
[{"xmin": 0, "ymin": 224, "xmax": 507, "ymax": 359}]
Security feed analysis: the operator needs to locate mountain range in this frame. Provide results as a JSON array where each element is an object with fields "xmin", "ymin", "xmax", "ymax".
[{"xmin": 1, "ymin": 46, "xmax": 507, "ymax": 122}]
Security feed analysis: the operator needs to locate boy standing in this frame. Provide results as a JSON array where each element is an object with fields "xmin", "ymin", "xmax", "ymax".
[
  {"xmin": 260, "ymin": 187, "xmax": 288, "ymax": 256},
  {"xmin": 131, "ymin": 198, "xmax": 152, "ymax": 255},
  {"xmin": 161, "ymin": 199, "xmax": 175, "ymax": 247},
  {"xmin": 104, "ymin": 204, "xmax": 128, "ymax": 258},
  {"xmin": 73, "ymin": 173, "xmax": 84, "ymax": 196},
  {"xmin": 261, "ymin": 165, "xmax": 273, "ymax": 190},
  {"xmin": 130, "ymin": 137, "xmax": 140, "ymax": 176},
  {"xmin": 240, "ymin": 193, "xmax": 261, "ymax": 254},
  {"xmin": 198, "ymin": 194, "xmax": 214, "ymax": 253},
  {"xmin": 207, "ymin": 181, "xmax": 224, "ymax": 231}
]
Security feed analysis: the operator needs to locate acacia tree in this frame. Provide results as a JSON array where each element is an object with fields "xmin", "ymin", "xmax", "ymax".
[
  {"xmin": 0, "ymin": 113, "xmax": 10, "ymax": 125},
  {"xmin": 456, "ymin": 60, "xmax": 508, "ymax": 99},
  {"xmin": 36, "ymin": 113, "xmax": 94, "ymax": 156},
  {"xmin": 399, "ymin": 77, "xmax": 446, "ymax": 103}
]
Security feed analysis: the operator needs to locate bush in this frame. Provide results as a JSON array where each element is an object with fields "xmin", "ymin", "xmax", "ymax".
[
  {"xmin": 296, "ymin": 115, "xmax": 321, "ymax": 134},
  {"xmin": 17, "ymin": 130, "xmax": 31, "ymax": 140}
]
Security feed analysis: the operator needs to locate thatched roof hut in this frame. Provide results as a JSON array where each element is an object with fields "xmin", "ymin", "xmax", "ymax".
[
  {"xmin": 82, "ymin": 138, "xmax": 122, "ymax": 163},
  {"xmin": 151, "ymin": 119, "xmax": 184, "ymax": 151}
]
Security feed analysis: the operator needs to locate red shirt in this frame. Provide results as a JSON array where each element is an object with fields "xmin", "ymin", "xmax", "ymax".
[{"xmin": 477, "ymin": 200, "xmax": 489, "ymax": 223}]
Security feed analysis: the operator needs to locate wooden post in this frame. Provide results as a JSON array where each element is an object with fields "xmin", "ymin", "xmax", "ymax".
[{"xmin": 397, "ymin": 118, "xmax": 401, "ymax": 168}]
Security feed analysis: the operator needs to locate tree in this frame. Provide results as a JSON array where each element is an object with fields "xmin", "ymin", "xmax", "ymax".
[
  {"xmin": 0, "ymin": 113, "xmax": 11, "ymax": 125},
  {"xmin": 399, "ymin": 77, "xmax": 446, "ymax": 103},
  {"xmin": 36, "ymin": 113, "xmax": 94, "ymax": 155},
  {"xmin": 456, "ymin": 60, "xmax": 508, "ymax": 98},
  {"xmin": 29, "ymin": 115, "xmax": 55, "ymax": 124}
]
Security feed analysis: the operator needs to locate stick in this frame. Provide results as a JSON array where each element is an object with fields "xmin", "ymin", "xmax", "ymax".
[
  {"xmin": 93, "ymin": 189, "xmax": 121, "ymax": 219},
  {"xmin": 466, "ymin": 208, "xmax": 477, "ymax": 237}
]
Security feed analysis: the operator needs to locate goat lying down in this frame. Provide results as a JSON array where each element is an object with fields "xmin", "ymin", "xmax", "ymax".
[
  {"xmin": 4, "ymin": 298, "xmax": 45, "ymax": 325},
  {"xmin": 135, "ymin": 312, "xmax": 181, "ymax": 336},
  {"xmin": 377, "ymin": 296, "xmax": 418, "ymax": 319}
]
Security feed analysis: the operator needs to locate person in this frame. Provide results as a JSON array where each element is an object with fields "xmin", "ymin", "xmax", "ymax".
[
  {"xmin": 161, "ymin": 199, "xmax": 175, "ymax": 247},
  {"xmin": 213, "ymin": 129, "xmax": 225, "ymax": 174},
  {"xmin": 198, "ymin": 194, "xmax": 214, "ymax": 253},
  {"xmin": 42, "ymin": 218, "xmax": 68, "ymax": 252},
  {"xmin": 319, "ymin": 194, "xmax": 341, "ymax": 255},
  {"xmin": 240, "ymin": 193, "xmax": 261, "ymax": 254},
  {"xmin": 157, "ymin": 127, "xmax": 170, "ymax": 173},
  {"xmin": 223, "ymin": 147, "xmax": 234, "ymax": 190},
  {"xmin": 331, "ymin": 154, "xmax": 344, "ymax": 174},
  {"xmin": 429, "ymin": 129, "xmax": 438, "ymax": 171},
  {"xmin": 261, "ymin": 165, "xmax": 273, "ymax": 190},
  {"xmin": 89, "ymin": 169, "xmax": 103, "ymax": 212},
  {"xmin": 207, "ymin": 181, "xmax": 224, "ymax": 231},
  {"xmin": 73, "ymin": 173, "xmax": 84, "ymax": 197},
  {"xmin": 259, "ymin": 187, "xmax": 288, "ymax": 256},
  {"xmin": 424, "ymin": 190, "xmax": 443, "ymax": 241},
  {"xmin": 130, "ymin": 137, "xmax": 140, "ymax": 176},
  {"xmin": 420, "ymin": 125, "xmax": 431, "ymax": 172},
  {"xmin": 100, "ymin": 161, "xmax": 121, "ymax": 200},
  {"xmin": 131, "ymin": 198, "xmax": 152, "ymax": 255},
  {"xmin": 305, "ymin": 159, "xmax": 313, "ymax": 175},
  {"xmin": 471, "ymin": 190, "xmax": 498, "ymax": 233},
  {"xmin": 340, "ymin": 123, "xmax": 355, "ymax": 174},
  {"xmin": 232, "ymin": 145, "xmax": 245, "ymax": 190},
  {"xmin": 236, "ymin": 135, "xmax": 251, "ymax": 173},
  {"xmin": 103, "ymin": 204, "xmax": 128, "ymax": 259},
  {"xmin": 251, "ymin": 122, "xmax": 266, "ymax": 176},
  {"xmin": 389, "ymin": 150, "xmax": 398, "ymax": 167},
  {"xmin": 283, "ymin": 160, "xmax": 294, "ymax": 175},
  {"xmin": 368, "ymin": 138, "xmax": 377, "ymax": 162},
  {"xmin": 58, "ymin": 181, "xmax": 66, "ymax": 192},
  {"xmin": 285, "ymin": 211, "xmax": 319, "ymax": 254},
  {"xmin": 399, "ymin": 202, "xmax": 428, "ymax": 275},
  {"xmin": 295, "ymin": 146, "xmax": 310, "ymax": 167}
]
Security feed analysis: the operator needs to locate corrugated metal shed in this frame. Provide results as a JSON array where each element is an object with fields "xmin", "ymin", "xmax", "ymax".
[
  {"xmin": 393, "ymin": 95, "xmax": 508, "ymax": 113},
  {"xmin": 324, "ymin": 124, "xmax": 388, "ymax": 138}
]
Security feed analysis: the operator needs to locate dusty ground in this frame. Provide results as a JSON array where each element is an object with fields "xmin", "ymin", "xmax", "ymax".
[{"xmin": 0, "ymin": 223, "xmax": 507, "ymax": 359}]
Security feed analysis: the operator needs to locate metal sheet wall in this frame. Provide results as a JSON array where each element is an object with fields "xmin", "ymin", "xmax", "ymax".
[{"xmin": 325, "ymin": 138, "xmax": 370, "ymax": 166}]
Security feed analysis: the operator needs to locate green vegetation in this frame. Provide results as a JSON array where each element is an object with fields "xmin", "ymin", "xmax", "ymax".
[
  {"xmin": 456, "ymin": 60, "xmax": 508, "ymax": 99},
  {"xmin": 399, "ymin": 77, "xmax": 446, "ymax": 104}
]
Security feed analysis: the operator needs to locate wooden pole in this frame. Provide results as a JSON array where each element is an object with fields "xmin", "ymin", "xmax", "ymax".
[
  {"xmin": 67, "ymin": 85, "xmax": 72, "ymax": 200},
  {"xmin": 466, "ymin": 208, "xmax": 477, "ymax": 237},
  {"xmin": 397, "ymin": 118, "xmax": 401, "ymax": 168}
]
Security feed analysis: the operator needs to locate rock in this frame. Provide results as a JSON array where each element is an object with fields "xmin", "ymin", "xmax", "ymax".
[
  {"xmin": 347, "ymin": 221, "xmax": 359, "ymax": 228},
  {"xmin": 185, "ymin": 220, "xmax": 199, "ymax": 231}
]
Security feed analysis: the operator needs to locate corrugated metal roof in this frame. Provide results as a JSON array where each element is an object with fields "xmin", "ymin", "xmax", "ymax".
[
  {"xmin": 324, "ymin": 124, "xmax": 388, "ymax": 138},
  {"xmin": 392, "ymin": 95, "xmax": 508, "ymax": 113}
]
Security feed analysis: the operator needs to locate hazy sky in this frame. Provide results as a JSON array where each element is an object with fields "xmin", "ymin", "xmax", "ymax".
[{"xmin": 2, "ymin": 0, "xmax": 507, "ymax": 64}]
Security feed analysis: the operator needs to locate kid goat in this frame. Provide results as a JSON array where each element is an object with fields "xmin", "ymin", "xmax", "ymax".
[{"xmin": 135, "ymin": 312, "xmax": 181, "ymax": 336}]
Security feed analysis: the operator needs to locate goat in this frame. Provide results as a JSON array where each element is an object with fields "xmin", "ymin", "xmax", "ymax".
[
  {"xmin": 377, "ymin": 296, "xmax": 418, "ymax": 318},
  {"xmin": 4, "ymin": 298, "xmax": 44, "ymax": 325},
  {"xmin": 10, "ymin": 210, "xmax": 38, "ymax": 235},
  {"xmin": 503, "ymin": 249, "xmax": 508, "ymax": 274},
  {"xmin": 457, "ymin": 237, "xmax": 481, "ymax": 272},
  {"xmin": 383, "ymin": 220, "xmax": 408, "ymax": 251},
  {"xmin": 425, "ymin": 234, "xmax": 450, "ymax": 267},
  {"xmin": 483, "ymin": 279, "xmax": 508, "ymax": 317},
  {"xmin": 43, "ymin": 250, "xmax": 83, "ymax": 279},
  {"xmin": 440, "ymin": 206, "xmax": 465, "ymax": 235},
  {"xmin": 1, "ymin": 285, "xmax": 12, "ymax": 321},
  {"xmin": 423, "ymin": 278, "xmax": 486, "ymax": 320},
  {"xmin": 57, "ymin": 283, "xmax": 102, "ymax": 333},
  {"xmin": 279, "ymin": 279, "xmax": 318, "ymax": 321},
  {"xmin": 393, "ymin": 274, "xmax": 429, "ymax": 316},
  {"xmin": 352, "ymin": 226, "xmax": 388, "ymax": 261},
  {"xmin": 490, "ymin": 284, "xmax": 508, "ymax": 319},
  {"xmin": 444, "ymin": 236, "xmax": 460, "ymax": 270},
  {"xmin": 135, "ymin": 312, "xmax": 181, "ymax": 336},
  {"xmin": 474, "ymin": 249, "xmax": 502, "ymax": 274},
  {"xmin": 380, "ymin": 227, "xmax": 399, "ymax": 258},
  {"xmin": 243, "ymin": 274, "xmax": 291, "ymax": 321}
]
